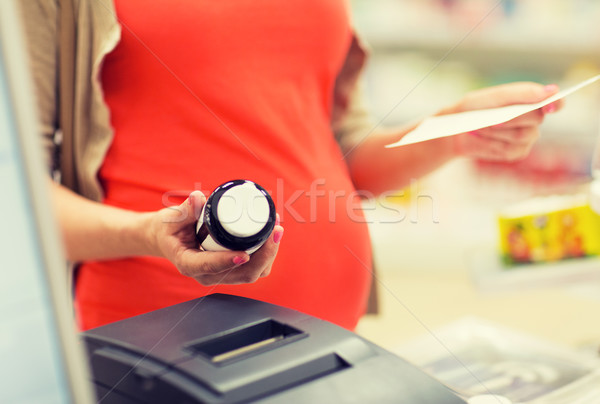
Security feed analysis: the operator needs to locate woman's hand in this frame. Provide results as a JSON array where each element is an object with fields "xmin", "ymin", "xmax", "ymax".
[
  {"xmin": 149, "ymin": 190, "xmax": 283, "ymax": 286},
  {"xmin": 447, "ymin": 82, "xmax": 563, "ymax": 161}
]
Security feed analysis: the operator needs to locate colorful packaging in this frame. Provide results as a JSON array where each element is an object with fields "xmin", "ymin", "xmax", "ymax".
[{"xmin": 498, "ymin": 195, "xmax": 600, "ymax": 266}]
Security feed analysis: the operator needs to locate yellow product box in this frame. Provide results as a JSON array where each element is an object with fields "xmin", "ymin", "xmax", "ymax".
[{"xmin": 498, "ymin": 195, "xmax": 600, "ymax": 266}]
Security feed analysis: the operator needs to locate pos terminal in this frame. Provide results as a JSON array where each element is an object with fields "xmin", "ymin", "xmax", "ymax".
[{"xmin": 82, "ymin": 294, "xmax": 466, "ymax": 403}]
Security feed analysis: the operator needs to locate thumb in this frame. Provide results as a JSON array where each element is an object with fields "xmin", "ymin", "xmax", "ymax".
[
  {"xmin": 461, "ymin": 82, "xmax": 559, "ymax": 111},
  {"xmin": 493, "ymin": 82, "xmax": 560, "ymax": 105},
  {"xmin": 173, "ymin": 190, "xmax": 206, "ymax": 226}
]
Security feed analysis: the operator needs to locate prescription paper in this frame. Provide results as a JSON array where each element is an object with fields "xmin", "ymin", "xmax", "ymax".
[{"xmin": 386, "ymin": 74, "xmax": 600, "ymax": 148}]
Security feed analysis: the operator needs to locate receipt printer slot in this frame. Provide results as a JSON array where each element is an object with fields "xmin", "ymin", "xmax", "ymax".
[{"xmin": 187, "ymin": 319, "xmax": 305, "ymax": 364}]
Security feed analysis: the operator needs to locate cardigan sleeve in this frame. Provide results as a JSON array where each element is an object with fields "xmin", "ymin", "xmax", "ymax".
[
  {"xmin": 18, "ymin": 0, "xmax": 59, "ymax": 171},
  {"xmin": 333, "ymin": 33, "xmax": 375, "ymax": 156},
  {"xmin": 334, "ymin": 82, "xmax": 375, "ymax": 156}
]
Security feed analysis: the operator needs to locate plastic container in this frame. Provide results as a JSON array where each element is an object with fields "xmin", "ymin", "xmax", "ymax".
[{"xmin": 196, "ymin": 180, "xmax": 276, "ymax": 254}]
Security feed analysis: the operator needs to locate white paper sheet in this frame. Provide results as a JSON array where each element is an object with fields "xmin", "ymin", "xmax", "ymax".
[{"xmin": 385, "ymin": 74, "xmax": 600, "ymax": 148}]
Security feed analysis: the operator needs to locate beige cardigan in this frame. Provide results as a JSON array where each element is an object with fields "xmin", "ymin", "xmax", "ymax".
[{"xmin": 20, "ymin": 0, "xmax": 373, "ymax": 201}]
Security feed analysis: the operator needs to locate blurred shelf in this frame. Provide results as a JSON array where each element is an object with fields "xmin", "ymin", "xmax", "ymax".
[
  {"xmin": 352, "ymin": 0, "xmax": 600, "ymax": 78},
  {"xmin": 468, "ymin": 245, "xmax": 600, "ymax": 294},
  {"xmin": 368, "ymin": 34, "xmax": 600, "ymax": 57},
  {"xmin": 368, "ymin": 38, "xmax": 600, "ymax": 78}
]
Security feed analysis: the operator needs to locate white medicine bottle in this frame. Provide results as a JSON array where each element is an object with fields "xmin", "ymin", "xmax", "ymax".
[{"xmin": 196, "ymin": 180, "xmax": 276, "ymax": 254}]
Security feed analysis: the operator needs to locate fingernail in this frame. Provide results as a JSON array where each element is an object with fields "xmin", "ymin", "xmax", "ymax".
[
  {"xmin": 273, "ymin": 228, "xmax": 284, "ymax": 244},
  {"xmin": 233, "ymin": 256, "xmax": 249, "ymax": 266},
  {"xmin": 188, "ymin": 194, "xmax": 193, "ymax": 206},
  {"xmin": 544, "ymin": 84, "xmax": 558, "ymax": 93}
]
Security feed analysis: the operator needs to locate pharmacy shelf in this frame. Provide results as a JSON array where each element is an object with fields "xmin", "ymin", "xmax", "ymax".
[
  {"xmin": 352, "ymin": 0, "xmax": 600, "ymax": 79},
  {"xmin": 468, "ymin": 246, "xmax": 600, "ymax": 293},
  {"xmin": 365, "ymin": 37, "xmax": 600, "ymax": 80}
]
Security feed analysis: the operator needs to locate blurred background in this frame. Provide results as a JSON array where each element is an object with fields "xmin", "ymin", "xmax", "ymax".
[{"xmin": 350, "ymin": 0, "xmax": 600, "ymax": 357}]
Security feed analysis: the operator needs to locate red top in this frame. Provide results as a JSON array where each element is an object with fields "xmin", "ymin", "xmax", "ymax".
[{"xmin": 76, "ymin": 0, "xmax": 372, "ymax": 331}]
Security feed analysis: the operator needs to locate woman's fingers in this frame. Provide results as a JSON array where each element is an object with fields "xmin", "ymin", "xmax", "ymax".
[
  {"xmin": 459, "ymin": 82, "xmax": 560, "ymax": 111},
  {"xmin": 176, "ymin": 249, "xmax": 250, "ymax": 277},
  {"xmin": 455, "ymin": 129, "xmax": 537, "ymax": 162},
  {"xmin": 155, "ymin": 189, "xmax": 283, "ymax": 286},
  {"xmin": 450, "ymin": 81, "xmax": 565, "ymax": 162},
  {"xmin": 192, "ymin": 226, "xmax": 283, "ymax": 285},
  {"xmin": 475, "ymin": 125, "xmax": 540, "ymax": 145}
]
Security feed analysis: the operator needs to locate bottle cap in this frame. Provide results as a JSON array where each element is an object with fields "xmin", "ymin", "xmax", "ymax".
[
  {"xmin": 197, "ymin": 180, "xmax": 276, "ymax": 252},
  {"xmin": 217, "ymin": 182, "xmax": 271, "ymax": 238}
]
